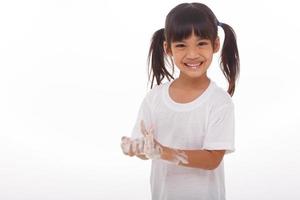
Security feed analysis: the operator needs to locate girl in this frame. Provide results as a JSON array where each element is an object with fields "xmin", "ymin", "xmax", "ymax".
[{"xmin": 121, "ymin": 2, "xmax": 239, "ymax": 200}]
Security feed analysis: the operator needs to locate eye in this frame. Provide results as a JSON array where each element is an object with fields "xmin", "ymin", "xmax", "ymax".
[
  {"xmin": 198, "ymin": 42, "xmax": 208, "ymax": 46},
  {"xmin": 175, "ymin": 44, "xmax": 185, "ymax": 48}
]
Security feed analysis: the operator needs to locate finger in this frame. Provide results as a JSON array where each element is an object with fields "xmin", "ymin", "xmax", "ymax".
[
  {"xmin": 121, "ymin": 136, "xmax": 131, "ymax": 144},
  {"xmin": 131, "ymin": 139, "xmax": 137, "ymax": 154},
  {"xmin": 121, "ymin": 139, "xmax": 131, "ymax": 155},
  {"xmin": 140, "ymin": 120, "xmax": 148, "ymax": 136},
  {"xmin": 135, "ymin": 138, "xmax": 145, "ymax": 154},
  {"xmin": 121, "ymin": 136, "xmax": 130, "ymax": 145},
  {"xmin": 121, "ymin": 142, "xmax": 129, "ymax": 155},
  {"xmin": 127, "ymin": 140, "xmax": 135, "ymax": 156},
  {"xmin": 149, "ymin": 126, "xmax": 154, "ymax": 135}
]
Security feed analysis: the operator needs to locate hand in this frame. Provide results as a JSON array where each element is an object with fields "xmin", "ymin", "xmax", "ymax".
[
  {"xmin": 121, "ymin": 136, "xmax": 133, "ymax": 156},
  {"xmin": 140, "ymin": 120, "xmax": 163, "ymax": 159},
  {"xmin": 120, "ymin": 120, "xmax": 162, "ymax": 158},
  {"xmin": 140, "ymin": 120, "xmax": 189, "ymax": 165},
  {"xmin": 121, "ymin": 136, "xmax": 145, "ymax": 157}
]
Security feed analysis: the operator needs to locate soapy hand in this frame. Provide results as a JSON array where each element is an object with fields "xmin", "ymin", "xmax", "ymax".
[
  {"xmin": 120, "ymin": 120, "xmax": 163, "ymax": 159},
  {"xmin": 121, "ymin": 136, "xmax": 145, "ymax": 157},
  {"xmin": 121, "ymin": 120, "xmax": 189, "ymax": 165},
  {"xmin": 139, "ymin": 120, "xmax": 163, "ymax": 159}
]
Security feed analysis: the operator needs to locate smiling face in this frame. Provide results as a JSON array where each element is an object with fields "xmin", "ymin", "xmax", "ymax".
[{"xmin": 164, "ymin": 31, "xmax": 220, "ymax": 81}]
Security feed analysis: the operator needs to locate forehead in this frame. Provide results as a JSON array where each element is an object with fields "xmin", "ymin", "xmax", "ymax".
[
  {"xmin": 174, "ymin": 32, "xmax": 208, "ymax": 42},
  {"xmin": 167, "ymin": 20, "xmax": 215, "ymax": 42}
]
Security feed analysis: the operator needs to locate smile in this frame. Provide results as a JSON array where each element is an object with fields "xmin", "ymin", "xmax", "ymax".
[{"xmin": 184, "ymin": 62, "xmax": 204, "ymax": 69}]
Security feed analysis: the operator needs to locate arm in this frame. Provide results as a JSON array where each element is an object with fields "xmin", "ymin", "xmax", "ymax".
[
  {"xmin": 138, "ymin": 120, "xmax": 225, "ymax": 169},
  {"xmin": 122, "ymin": 121, "xmax": 226, "ymax": 167},
  {"xmin": 161, "ymin": 145, "xmax": 225, "ymax": 170},
  {"xmin": 121, "ymin": 135, "xmax": 224, "ymax": 167},
  {"xmin": 158, "ymin": 103, "xmax": 234, "ymax": 169}
]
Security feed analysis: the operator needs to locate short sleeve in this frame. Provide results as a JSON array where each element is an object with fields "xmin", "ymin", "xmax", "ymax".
[
  {"xmin": 130, "ymin": 96, "xmax": 153, "ymax": 139},
  {"xmin": 202, "ymin": 103, "xmax": 235, "ymax": 154}
]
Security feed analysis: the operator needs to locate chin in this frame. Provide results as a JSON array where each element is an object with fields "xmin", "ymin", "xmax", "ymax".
[{"xmin": 181, "ymin": 71, "xmax": 207, "ymax": 79}]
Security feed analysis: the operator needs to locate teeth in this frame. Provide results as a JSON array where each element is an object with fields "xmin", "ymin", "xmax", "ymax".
[
  {"xmin": 187, "ymin": 63, "xmax": 200, "ymax": 66},
  {"xmin": 185, "ymin": 63, "xmax": 201, "ymax": 68}
]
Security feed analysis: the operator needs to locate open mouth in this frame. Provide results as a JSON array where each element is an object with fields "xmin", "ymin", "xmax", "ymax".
[{"xmin": 184, "ymin": 62, "xmax": 204, "ymax": 69}]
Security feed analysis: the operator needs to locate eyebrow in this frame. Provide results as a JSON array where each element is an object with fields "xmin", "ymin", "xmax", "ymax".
[{"xmin": 174, "ymin": 38, "xmax": 208, "ymax": 43}]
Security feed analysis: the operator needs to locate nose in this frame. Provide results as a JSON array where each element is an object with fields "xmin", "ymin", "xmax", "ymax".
[{"xmin": 186, "ymin": 46, "xmax": 200, "ymax": 59}]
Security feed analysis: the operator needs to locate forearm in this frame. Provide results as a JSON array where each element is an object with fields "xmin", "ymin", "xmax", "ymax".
[
  {"xmin": 121, "ymin": 122, "xmax": 224, "ymax": 169},
  {"xmin": 161, "ymin": 145, "xmax": 224, "ymax": 170}
]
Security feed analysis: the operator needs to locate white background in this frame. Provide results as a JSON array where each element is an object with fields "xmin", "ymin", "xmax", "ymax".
[{"xmin": 1, "ymin": 0, "xmax": 300, "ymax": 199}]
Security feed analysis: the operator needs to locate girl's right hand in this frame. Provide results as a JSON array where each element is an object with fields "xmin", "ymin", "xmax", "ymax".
[
  {"xmin": 121, "ymin": 136, "xmax": 147, "ymax": 158},
  {"xmin": 121, "ymin": 136, "xmax": 134, "ymax": 156}
]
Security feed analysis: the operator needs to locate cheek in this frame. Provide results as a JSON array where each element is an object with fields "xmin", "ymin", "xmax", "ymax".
[
  {"xmin": 172, "ymin": 57, "xmax": 183, "ymax": 66},
  {"xmin": 202, "ymin": 50, "xmax": 214, "ymax": 60},
  {"xmin": 172, "ymin": 52, "xmax": 184, "ymax": 62}
]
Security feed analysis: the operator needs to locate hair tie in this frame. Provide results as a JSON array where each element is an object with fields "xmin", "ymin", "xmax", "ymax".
[{"xmin": 217, "ymin": 21, "xmax": 223, "ymax": 27}]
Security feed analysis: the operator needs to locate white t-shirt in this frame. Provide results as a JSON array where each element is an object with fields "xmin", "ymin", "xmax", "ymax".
[{"xmin": 131, "ymin": 79, "xmax": 235, "ymax": 200}]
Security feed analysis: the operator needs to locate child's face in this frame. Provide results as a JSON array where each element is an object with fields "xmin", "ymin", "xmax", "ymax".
[{"xmin": 164, "ymin": 31, "xmax": 219, "ymax": 80}]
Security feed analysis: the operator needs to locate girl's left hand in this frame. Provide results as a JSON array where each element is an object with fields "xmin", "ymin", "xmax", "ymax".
[
  {"xmin": 121, "ymin": 120, "xmax": 164, "ymax": 160},
  {"xmin": 140, "ymin": 120, "xmax": 164, "ymax": 159},
  {"xmin": 140, "ymin": 120, "xmax": 189, "ymax": 165}
]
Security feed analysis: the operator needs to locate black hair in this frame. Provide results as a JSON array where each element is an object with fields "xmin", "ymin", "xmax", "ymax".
[{"xmin": 147, "ymin": 2, "xmax": 240, "ymax": 96}]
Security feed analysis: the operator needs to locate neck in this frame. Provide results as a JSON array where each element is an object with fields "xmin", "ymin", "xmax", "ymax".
[{"xmin": 175, "ymin": 73, "xmax": 210, "ymax": 90}]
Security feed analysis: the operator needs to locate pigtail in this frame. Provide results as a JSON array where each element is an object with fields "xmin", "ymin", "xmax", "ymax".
[
  {"xmin": 218, "ymin": 22, "xmax": 240, "ymax": 96},
  {"xmin": 147, "ymin": 28, "xmax": 174, "ymax": 89}
]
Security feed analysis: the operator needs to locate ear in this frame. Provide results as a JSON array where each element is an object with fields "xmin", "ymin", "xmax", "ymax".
[
  {"xmin": 213, "ymin": 36, "xmax": 220, "ymax": 53},
  {"xmin": 163, "ymin": 41, "xmax": 173, "ymax": 56}
]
